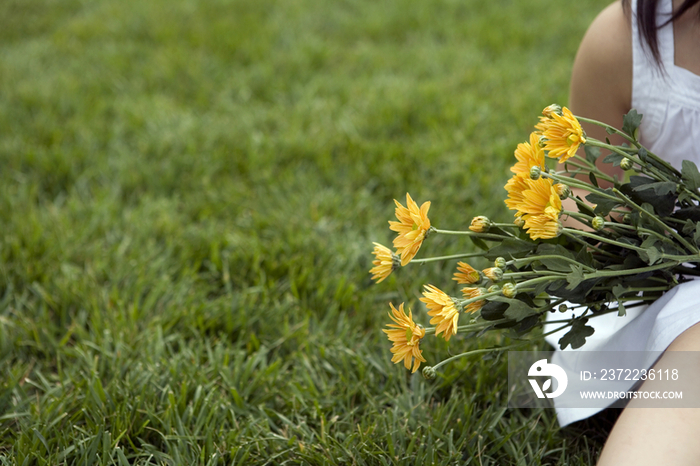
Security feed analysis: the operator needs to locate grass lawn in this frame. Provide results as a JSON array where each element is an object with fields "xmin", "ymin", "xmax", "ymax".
[{"xmin": 1, "ymin": 0, "xmax": 615, "ymax": 463}]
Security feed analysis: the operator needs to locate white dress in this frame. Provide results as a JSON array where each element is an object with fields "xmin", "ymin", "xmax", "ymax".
[{"xmin": 544, "ymin": 0, "xmax": 700, "ymax": 427}]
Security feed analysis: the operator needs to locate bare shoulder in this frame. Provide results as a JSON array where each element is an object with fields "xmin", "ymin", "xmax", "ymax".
[
  {"xmin": 576, "ymin": 1, "xmax": 631, "ymax": 70},
  {"xmin": 570, "ymin": 1, "xmax": 632, "ymax": 127}
]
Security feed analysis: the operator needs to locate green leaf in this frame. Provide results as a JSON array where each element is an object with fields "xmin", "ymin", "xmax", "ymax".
[
  {"xmin": 565, "ymin": 264, "xmax": 586, "ymax": 290},
  {"xmin": 489, "ymin": 296, "xmax": 537, "ymax": 322},
  {"xmin": 535, "ymin": 244, "xmax": 577, "ymax": 272},
  {"xmin": 638, "ymin": 247, "xmax": 661, "ymax": 265},
  {"xmin": 622, "ymin": 109, "xmax": 643, "ymax": 138},
  {"xmin": 517, "ymin": 315, "xmax": 540, "ymax": 334},
  {"xmin": 480, "ymin": 301, "xmax": 510, "ymax": 321},
  {"xmin": 558, "ymin": 317, "xmax": 595, "ymax": 350},
  {"xmin": 585, "ymin": 188, "xmax": 619, "ymax": 216},
  {"xmin": 584, "ymin": 145, "xmax": 600, "ymax": 164},
  {"xmin": 682, "ymin": 219, "xmax": 696, "ymax": 235},
  {"xmin": 589, "ymin": 172, "xmax": 599, "ymax": 188},
  {"xmin": 575, "ymin": 196, "xmax": 596, "ymax": 217},
  {"xmin": 483, "ymin": 238, "xmax": 535, "ymax": 261},
  {"xmin": 639, "ymin": 236, "xmax": 658, "ymax": 249},
  {"xmin": 602, "ymin": 153, "xmax": 625, "ymax": 167},
  {"xmin": 470, "ymin": 236, "xmax": 489, "ymax": 251},
  {"xmin": 638, "ymin": 147, "xmax": 648, "ymax": 163},
  {"xmin": 672, "ymin": 206, "xmax": 700, "ymax": 223},
  {"xmin": 682, "ymin": 160, "xmax": 700, "ymax": 191},
  {"xmin": 620, "ymin": 176, "xmax": 677, "ymax": 217},
  {"xmin": 694, "ymin": 223, "xmax": 700, "ymax": 246},
  {"xmin": 632, "ymin": 181, "xmax": 677, "ymax": 196},
  {"xmin": 611, "ymin": 284, "xmax": 628, "ymax": 316}
]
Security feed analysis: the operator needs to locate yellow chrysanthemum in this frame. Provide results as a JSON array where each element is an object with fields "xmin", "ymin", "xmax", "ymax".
[
  {"xmin": 461, "ymin": 287, "xmax": 486, "ymax": 314},
  {"xmin": 389, "ymin": 193, "xmax": 431, "ymax": 266},
  {"xmin": 523, "ymin": 214, "xmax": 563, "ymax": 240},
  {"xmin": 421, "ymin": 284, "xmax": 460, "ymax": 341},
  {"xmin": 517, "ymin": 178, "xmax": 563, "ymax": 240},
  {"xmin": 511, "ymin": 131, "xmax": 546, "ymax": 176},
  {"xmin": 369, "ymin": 243, "xmax": 400, "ymax": 283},
  {"xmin": 539, "ymin": 107, "xmax": 586, "ymax": 163},
  {"xmin": 453, "ymin": 262, "xmax": 480, "ymax": 285},
  {"xmin": 517, "ymin": 177, "xmax": 562, "ymax": 216},
  {"xmin": 382, "ymin": 303, "xmax": 427, "ymax": 373},
  {"xmin": 504, "ymin": 173, "xmax": 530, "ymax": 216}
]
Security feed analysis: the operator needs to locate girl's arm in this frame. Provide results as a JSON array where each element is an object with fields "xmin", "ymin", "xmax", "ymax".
[{"xmin": 561, "ymin": 1, "xmax": 633, "ymax": 226}]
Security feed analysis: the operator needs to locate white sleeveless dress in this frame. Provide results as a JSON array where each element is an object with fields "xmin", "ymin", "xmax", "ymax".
[{"xmin": 544, "ymin": 0, "xmax": 700, "ymax": 427}]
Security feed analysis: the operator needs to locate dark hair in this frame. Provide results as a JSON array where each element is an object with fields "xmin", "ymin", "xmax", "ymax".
[{"xmin": 623, "ymin": 0, "xmax": 700, "ymax": 63}]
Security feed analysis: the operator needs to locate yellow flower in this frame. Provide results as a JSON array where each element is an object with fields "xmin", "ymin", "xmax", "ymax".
[
  {"xmin": 461, "ymin": 287, "xmax": 486, "ymax": 314},
  {"xmin": 518, "ymin": 178, "xmax": 563, "ymax": 240},
  {"xmin": 389, "ymin": 193, "xmax": 431, "ymax": 266},
  {"xmin": 453, "ymin": 262, "xmax": 480, "ymax": 284},
  {"xmin": 517, "ymin": 177, "xmax": 562, "ymax": 217},
  {"xmin": 511, "ymin": 132, "xmax": 545, "ymax": 176},
  {"xmin": 523, "ymin": 214, "xmax": 563, "ymax": 240},
  {"xmin": 505, "ymin": 176, "xmax": 563, "ymax": 240},
  {"xmin": 369, "ymin": 243, "xmax": 400, "ymax": 283},
  {"xmin": 421, "ymin": 284, "xmax": 460, "ymax": 341},
  {"xmin": 383, "ymin": 303, "xmax": 427, "ymax": 373},
  {"xmin": 539, "ymin": 106, "xmax": 586, "ymax": 163},
  {"xmin": 469, "ymin": 216, "xmax": 492, "ymax": 233},
  {"xmin": 504, "ymin": 173, "xmax": 530, "ymax": 216}
]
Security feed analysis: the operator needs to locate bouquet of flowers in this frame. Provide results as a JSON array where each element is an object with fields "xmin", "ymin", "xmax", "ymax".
[{"xmin": 370, "ymin": 105, "xmax": 700, "ymax": 379}]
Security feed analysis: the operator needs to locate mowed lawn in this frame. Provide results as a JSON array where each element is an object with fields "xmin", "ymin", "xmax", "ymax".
[{"xmin": 1, "ymin": 0, "xmax": 613, "ymax": 464}]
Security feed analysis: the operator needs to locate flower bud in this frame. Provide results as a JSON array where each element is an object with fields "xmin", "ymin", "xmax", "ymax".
[
  {"xmin": 623, "ymin": 213, "xmax": 632, "ymax": 224},
  {"xmin": 494, "ymin": 257, "xmax": 507, "ymax": 269},
  {"xmin": 558, "ymin": 304, "xmax": 568, "ymax": 313},
  {"xmin": 469, "ymin": 216, "xmax": 492, "ymax": 233},
  {"xmin": 482, "ymin": 267, "xmax": 503, "ymax": 282},
  {"xmin": 514, "ymin": 216, "xmax": 525, "ymax": 227},
  {"xmin": 488, "ymin": 284, "xmax": 500, "ymax": 293},
  {"xmin": 555, "ymin": 184, "xmax": 570, "ymax": 199},
  {"xmin": 502, "ymin": 282, "xmax": 517, "ymax": 298},
  {"xmin": 529, "ymin": 166, "xmax": 541, "ymax": 180},
  {"xmin": 592, "ymin": 216, "xmax": 605, "ymax": 231},
  {"xmin": 422, "ymin": 366, "xmax": 436, "ymax": 380},
  {"xmin": 542, "ymin": 104, "xmax": 563, "ymax": 118},
  {"xmin": 620, "ymin": 157, "xmax": 634, "ymax": 171},
  {"xmin": 538, "ymin": 135, "xmax": 547, "ymax": 148},
  {"xmin": 453, "ymin": 262, "xmax": 481, "ymax": 285}
]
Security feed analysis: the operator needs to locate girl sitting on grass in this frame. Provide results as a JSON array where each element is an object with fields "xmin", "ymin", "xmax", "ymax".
[{"xmin": 558, "ymin": 0, "xmax": 700, "ymax": 464}]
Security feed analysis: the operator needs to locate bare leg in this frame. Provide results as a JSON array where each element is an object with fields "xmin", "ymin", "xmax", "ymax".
[{"xmin": 597, "ymin": 322, "xmax": 700, "ymax": 465}]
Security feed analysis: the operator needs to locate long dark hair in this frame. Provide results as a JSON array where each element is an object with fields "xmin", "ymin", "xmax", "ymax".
[{"xmin": 623, "ymin": 0, "xmax": 700, "ymax": 63}]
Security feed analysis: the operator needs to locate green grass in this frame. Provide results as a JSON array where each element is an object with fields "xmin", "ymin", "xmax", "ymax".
[{"xmin": 0, "ymin": 0, "xmax": 615, "ymax": 463}]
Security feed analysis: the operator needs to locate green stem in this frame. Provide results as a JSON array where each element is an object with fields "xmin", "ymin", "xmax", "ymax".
[
  {"xmin": 587, "ymin": 138, "xmax": 682, "ymax": 182},
  {"xmin": 431, "ymin": 341, "xmax": 533, "ymax": 371},
  {"xmin": 431, "ymin": 228, "xmax": 508, "ymax": 241},
  {"xmin": 567, "ymin": 156, "xmax": 617, "ymax": 184},
  {"xmin": 581, "ymin": 259, "xmax": 695, "ymax": 280},
  {"xmin": 562, "ymin": 228, "xmax": 647, "ymax": 253},
  {"xmin": 605, "ymin": 222, "xmax": 677, "ymax": 247},
  {"xmin": 561, "ymin": 230, "xmax": 619, "ymax": 259},
  {"xmin": 611, "ymin": 188, "xmax": 699, "ymax": 254},
  {"xmin": 575, "ymin": 116, "xmax": 638, "ymax": 146},
  {"xmin": 411, "ymin": 252, "xmax": 485, "ymax": 264}
]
